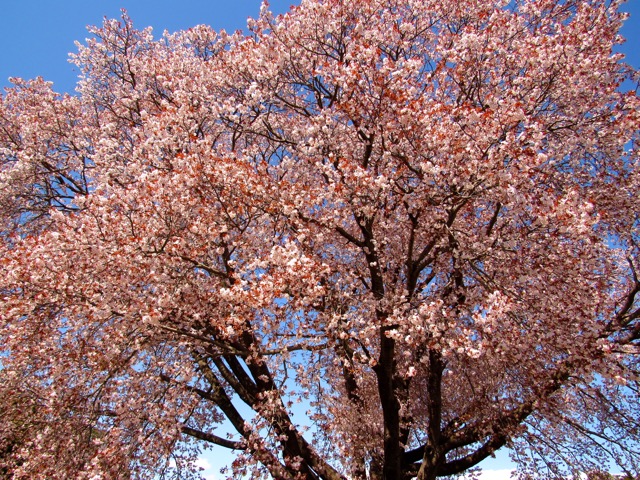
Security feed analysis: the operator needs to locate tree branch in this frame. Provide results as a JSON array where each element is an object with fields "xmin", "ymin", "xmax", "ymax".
[{"xmin": 181, "ymin": 425, "xmax": 244, "ymax": 450}]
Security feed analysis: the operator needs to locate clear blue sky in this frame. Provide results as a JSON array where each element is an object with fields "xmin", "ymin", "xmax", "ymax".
[{"xmin": 0, "ymin": 0, "xmax": 638, "ymax": 478}]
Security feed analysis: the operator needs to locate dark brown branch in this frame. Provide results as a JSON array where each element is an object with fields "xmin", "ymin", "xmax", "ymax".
[
  {"xmin": 192, "ymin": 353, "xmax": 252, "ymax": 439},
  {"xmin": 212, "ymin": 357, "xmax": 257, "ymax": 406},
  {"xmin": 486, "ymin": 202, "xmax": 501, "ymax": 237},
  {"xmin": 181, "ymin": 425, "xmax": 244, "ymax": 450},
  {"xmin": 335, "ymin": 225, "xmax": 365, "ymax": 247},
  {"xmin": 436, "ymin": 434, "xmax": 509, "ymax": 477}
]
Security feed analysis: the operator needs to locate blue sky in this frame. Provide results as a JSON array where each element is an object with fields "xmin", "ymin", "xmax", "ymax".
[
  {"xmin": 0, "ymin": 0, "xmax": 293, "ymax": 93},
  {"xmin": 0, "ymin": 0, "xmax": 638, "ymax": 478}
]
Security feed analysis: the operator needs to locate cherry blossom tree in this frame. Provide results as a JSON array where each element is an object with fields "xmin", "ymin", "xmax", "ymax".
[{"xmin": 1, "ymin": 0, "xmax": 639, "ymax": 478}]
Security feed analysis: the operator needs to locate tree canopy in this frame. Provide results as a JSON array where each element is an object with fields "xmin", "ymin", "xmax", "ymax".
[{"xmin": 1, "ymin": 0, "xmax": 639, "ymax": 478}]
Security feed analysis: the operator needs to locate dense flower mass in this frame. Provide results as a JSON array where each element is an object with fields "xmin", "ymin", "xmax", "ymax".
[{"xmin": 1, "ymin": 0, "xmax": 639, "ymax": 478}]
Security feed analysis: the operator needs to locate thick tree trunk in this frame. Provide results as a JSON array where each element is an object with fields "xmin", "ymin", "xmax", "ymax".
[{"xmin": 374, "ymin": 324, "xmax": 404, "ymax": 480}]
